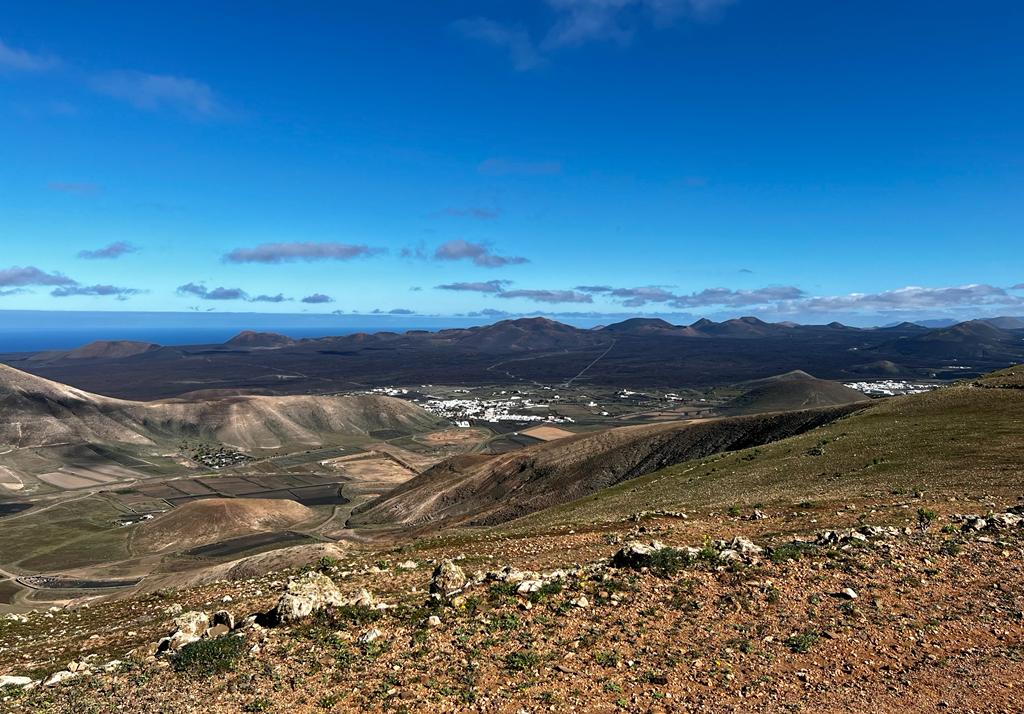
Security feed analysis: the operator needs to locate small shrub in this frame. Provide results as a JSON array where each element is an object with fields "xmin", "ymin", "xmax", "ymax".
[
  {"xmin": 785, "ymin": 631, "xmax": 819, "ymax": 654},
  {"xmin": 917, "ymin": 508, "xmax": 938, "ymax": 529},
  {"xmin": 173, "ymin": 636, "xmax": 247, "ymax": 677},
  {"xmin": 488, "ymin": 582, "xmax": 518, "ymax": 603},
  {"xmin": 647, "ymin": 547, "xmax": 692, "ymax": 577},
  {"xmin": 529, "ymin": 580, "xmax": 564, "ymax": 603},
  {"xmin": 505, "ymin": 649, "xmax": 542, "ymax": 672},
  {"xmin": 316, "ymin": 556, "xmax": 339, "ymax": 572},
  {"xmin": 769, "ymin": 541, "xmax": 816, "ymax": 563}
]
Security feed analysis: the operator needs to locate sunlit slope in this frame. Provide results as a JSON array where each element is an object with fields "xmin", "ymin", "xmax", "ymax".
[
  {"xmin": 0, "ymin": 363, "xmax": 441, "ymax": 451},
  {"xmin": 512, "ymin": 379, "xmax": 1024, "ymax": 531},
  {"xmin": 351, "ymin": 404, "xmax": 867, "ymax": 528}
]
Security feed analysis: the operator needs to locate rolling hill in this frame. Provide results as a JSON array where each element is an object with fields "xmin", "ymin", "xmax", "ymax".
[
  {"xmin": 0, "ymin": 363, "xmax": 442, "ymax": 450},
  {"xmin": 224, "ymin": 331, "xmax": 296, "ymax": 348},
  {"xmin": 131, "ymin": 498, "xmax": 317, "ymax": 554},
  {"xmin": 27, "ymin": 340, "xmax": 161, "ymax": 362},
  {"xmin": 351, "ymin": 403, "xmax": 867, "ymax": 529},
  {"xmin": 721, "ymin": 370, "xmax": 871, "ymax": 415}
]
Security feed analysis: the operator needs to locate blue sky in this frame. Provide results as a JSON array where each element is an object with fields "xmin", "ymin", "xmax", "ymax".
[{"xmin": 1, "ymin": 0, "xmax": 1022, "ymax": 326}]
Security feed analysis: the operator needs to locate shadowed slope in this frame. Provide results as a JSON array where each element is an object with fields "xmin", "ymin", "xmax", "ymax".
[{"xmin": 351, "ymin": 404, "xmax": 866, "ymax": 529}]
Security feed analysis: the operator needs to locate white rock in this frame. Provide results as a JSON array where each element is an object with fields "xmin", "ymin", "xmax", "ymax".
[
  {"xmin": 0, "ymin": 675, "xmax": 33, "ymax": 688},
  {"xmin": 358, "ymin": 628, "xmax": 382, "ymax": 644},
  {"xmin": 43, "ymin": 670, "xmax": 80, "ymax": 687}
]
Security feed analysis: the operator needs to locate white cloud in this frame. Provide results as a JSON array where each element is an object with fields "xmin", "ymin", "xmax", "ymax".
[
  {"xmin": 90, "ymin": 71, "xmax": 222, "ymax": 117},
  {"xmin": 451, "ymin": 18, "xmax": 546, "ymax": 70},
  {"xmin": 0, "ymin": 39, "xmax": 59, "ymax": 72}
]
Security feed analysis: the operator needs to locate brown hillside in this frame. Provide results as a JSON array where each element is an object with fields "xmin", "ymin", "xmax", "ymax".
[
  {"xmin": 131, "ymin": 498, "xmax": 316, "ymax": 554},
  {"xmin": 351, "ymin": 404, "xmax": 866, "ymax": 529}
]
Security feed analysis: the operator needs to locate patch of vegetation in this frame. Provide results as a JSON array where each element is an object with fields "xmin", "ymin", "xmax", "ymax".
[
  {"xmin": 917, "ymin": 508, "xmax": 938, "ymax": 529},
  {"xmin": 173, "ymin": 636, "xmax": 247, "ymax": 677},
  {"xmin": 769, "ymin": 541, "xmax": 816, "ymax": 563},
  {"xmin": 528, "ymin": 580, "xmax": 564, "ymax": 603},
  {"xmin": 488, "ymin": 581, "xmax": 519, "ymax": 603},
  {"xmin": 646, "ymin": 546, "xmax": 695, "ymax": 576},
  {"xmin": 785, "ymin": 630, "xmax": 820, "ymax": 654},
  {"xmin": 505, "ymin": 649, "xmax": 542, "ymax": 672},
  {"xmin": 940, "ymin": 539, "xmax": 962, "ymax": 556}
]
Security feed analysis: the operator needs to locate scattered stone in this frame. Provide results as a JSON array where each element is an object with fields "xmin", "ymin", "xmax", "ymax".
[
  {"xmin": 272, "ymin": 571, "xmax": 347, "ymax": 623},
  {"xmin": 517, "ymin": 580, "xmax": 545, "ymax": 594},
  {"xmin": 726, "ymin": 536, "xmax": 764, "ymax": 557},
  {"xmin": 358, "ymin": 628, "xmax": 382, "ymax": 644},
  {"xmin": 212, "ymin": 609, "xmax": 235, "ymax": 630},
  {"xmin": 430, "ymin": 560, "xmax": 468, "ymax": 598},
  {"xmin": 43, "ymin": 670, "xmax": 80, "ymax": 687},
  {"xmin": 0, "ymin": 675, "xmax": 34, "ymax": 688},
  {"xmin": 611, "ymin": 540, "xmax": 666, "ymax": 568}
]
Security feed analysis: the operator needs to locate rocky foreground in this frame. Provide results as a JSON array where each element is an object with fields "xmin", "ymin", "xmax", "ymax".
[{"xmin": 2, "ymin": 497, "xmax": 1024, "ymax": 712}]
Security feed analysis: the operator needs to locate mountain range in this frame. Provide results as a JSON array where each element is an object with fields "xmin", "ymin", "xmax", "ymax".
[{"xmin": 1, "ymin": 316, "xmax": 1023, "ymax": 400}]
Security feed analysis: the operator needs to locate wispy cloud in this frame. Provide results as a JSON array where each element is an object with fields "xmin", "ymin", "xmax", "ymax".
[
  {"xmin": 224, "ymin": 241, "xmax": 384, "ymax": 264},
  {"xmin": 441, "ymin": 206, "xmax": 501, "ymax": 220},
  {"xmin": 49, "ymin": 182, "xmax": 101, "ymax": 196},
  {"xmin": 90, "ymin": 71, "xmax": 222, "ymax": 118},
  {"xmin": 789, "ymin": 284, "xmax": 1023, "ymax": 313},
  {"xmin": 434, "ymin": 239, "xmax": 528, "ymax": 268},
  {"xmin": 455, "ymin": 1, "xmax": 735, "ymax": 70},
  {"xmin": 0, "ymin": 39, "xmax": 59, "ymax": 72},
  {"xmin": 77, "ymin": 241, "xmax": 137, "ymax": 260},
  {"xmin": 478, "ymin": 158, "xmax": 562, "ymax": 176},
  {"xmin": 301, "ymin": 293, "xmax": 334, "ymax": 304},
  {"xmin": 578, "ymin": 283, "xmax": 805, "ymax": 308},
  {"xmin": 176, "ymin": 282, "xmax": 248, "ymax": 301},
  {"xmin": 670, "ymin": 286, "xmax": 805, "ymax": 308},
  {"xmin": 497, "ymin": 289, "xmax": 594, "ymax": 304},
  {"xmin": 466, "ymin": 308, "xmax": 513, "ymax": 317},
  {"xmin": 436, "ymin": 280, "xmax": 512, "ymax": 293},
  {"xmin": 451, "ymin": 18, "xmax": 546, "ymax": 71},
  {"xmin": 0, "ymin": 266, "xmax": 76, "ymax": 287},
  {"xmin": 544, "ymin": 0, "xmax": 735, "ymax": 49},
  {"xmin": 50, "ymin": 284, "xmax": 142, "ymax": 300}
]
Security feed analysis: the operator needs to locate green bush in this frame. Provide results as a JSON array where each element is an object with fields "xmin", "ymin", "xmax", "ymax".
[
  {"xmin": 769, "ymin": 541, "xmax": 816, "ymax": 564},
  {"xmin": 173, "ymin": 636, "xmax": 247, "ymax": 677},
  {"xmin": 785, "ymin": 631, "xmax": 819, "ymax": 654},
  {"xmin": 504, "ymin": 649, "xmax": 542, "ymax": 671},
  {"xmin": 646, "ymin": 547, "xmax": 693, "ymax": 576}
]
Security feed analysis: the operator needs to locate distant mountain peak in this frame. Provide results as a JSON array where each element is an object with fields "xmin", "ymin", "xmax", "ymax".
[{"xmin": 225, "ymin": 331, "xmax": 296, "ymax": 348}]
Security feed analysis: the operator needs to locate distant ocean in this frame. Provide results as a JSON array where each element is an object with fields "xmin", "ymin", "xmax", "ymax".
[{"xmin": 0, "ymin": 327, "xmax": 397, "ymax": 353}]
